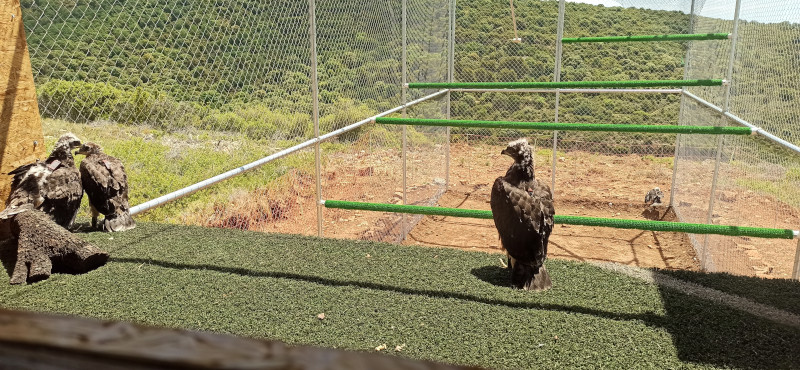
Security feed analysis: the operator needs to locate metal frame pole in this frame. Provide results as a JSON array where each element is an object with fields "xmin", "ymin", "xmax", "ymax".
[
  {"xmin": 401, "ymin": 0, "xmax": 408, "ymax": 239},
  {"xmin": 552, "ymin": 0, "xmax": 565, "ymax": 191},
  {"xmin": 308, "ymin": 0, "xmax": 323, "ymax": 237},
  {"xmin": 129, "ymin": 90, "xmax": 448, "ymax": 216},
  {"xmin": 670, "ymin": 0, "xmax": 695, "ymax": 208},
  {"xmin": 794, "ymin": 238, "xmax": 800, "ymax": 280},
  {"xmin": 446, "ymin": 0, "xmax": 455, "ymax": 188},
  {"xmin": 702, "ymin": 0, "xmax": 741, "ymax": 270}
]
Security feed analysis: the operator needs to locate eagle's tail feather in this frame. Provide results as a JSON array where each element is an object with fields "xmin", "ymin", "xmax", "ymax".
[
  {"xmin": 104, "ymin": 212, "xmax": 136, "ymax": 232},
  {"xmin": 511, "ymin": 263, "xmax": 551, "ymax": 291}
]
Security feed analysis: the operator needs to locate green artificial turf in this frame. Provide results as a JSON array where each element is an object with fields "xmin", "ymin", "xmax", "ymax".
[
  {"xmin": 657, "ymin": 268, "xmax": 800, "ymax": 317},
  {"xmin": 1, "ymin": 223, "xmax": 799, "ymax": 369}
]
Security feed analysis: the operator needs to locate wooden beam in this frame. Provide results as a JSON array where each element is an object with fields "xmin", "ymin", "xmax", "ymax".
[
  {"xmin": 0, "ymin": 0, "xmax": 45, "ymax": 207},
  {"xmin": 0, "ymin": 309, "xmax": 483, "ymax": 369}
]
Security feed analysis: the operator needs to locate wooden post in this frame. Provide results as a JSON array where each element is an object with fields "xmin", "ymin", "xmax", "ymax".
[{"xmin": 0, "ymin": 0, "xmax": 45, "ymax": 207}]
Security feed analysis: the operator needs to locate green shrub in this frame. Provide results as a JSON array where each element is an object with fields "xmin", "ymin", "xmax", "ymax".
[{"xmin": 319, "ymin": 99, "xmax": 376, "ymax": 141}]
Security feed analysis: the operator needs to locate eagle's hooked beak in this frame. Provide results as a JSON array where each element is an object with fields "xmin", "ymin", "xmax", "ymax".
[
  {"xmin": 501, "ymin": 148, "xmax": 512, "ymax": 156},
  {"xmin": 70, "ymin": 140, "xmax": 82, "ymax": 149},
  {"xmin": 75, "ymin": 144, "xmax": 87, "ymax": 156}
]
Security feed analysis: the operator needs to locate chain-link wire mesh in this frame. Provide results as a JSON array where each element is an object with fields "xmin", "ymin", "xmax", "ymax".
[
  {"xmin": 675, "ymin": 0, "xmax": 800, "ymax": 278},
  {"xmin": 17, "ymin": 0, "xmax": 800, "ymax": 277},
  {"xmin": 21, "ymin": 0, "xmax": 450, "ymax": 240},
  {"xmin": 23, "ymin": 0, "xmax": 318, "ymax": 230},
  {"xmin": 321, "ymin": 0, "xmax": 449, "ymax": 243}
]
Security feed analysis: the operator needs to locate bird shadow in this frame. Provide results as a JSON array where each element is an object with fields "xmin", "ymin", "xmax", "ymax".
[
  {"xmin": 470, "ymin": 264, "xmax": 510, "ymax": 288},
  {"xmin": 0, "ymin": 237, "xmax": 16, "ymax": 279},
  {"xmin": 110, "ymin": 256, "xmax": 662, "ymax": 326}
]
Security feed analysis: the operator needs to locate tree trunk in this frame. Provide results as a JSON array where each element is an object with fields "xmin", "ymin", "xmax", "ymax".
[{"xmin": 1, "ymin": 209, "xmax": 108, "ymax": 284}]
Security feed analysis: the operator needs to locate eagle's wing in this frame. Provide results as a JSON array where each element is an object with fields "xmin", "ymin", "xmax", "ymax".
[
  {"xmin": 0, "ymin": 162, "xmax": 50, "ymax": 219},
  {"xmin": 490, "ymin": 177, "xmax": 554, "ymax": 267},
  {"xmin": 8, "ymin": 162, "xmax": 39, "ymax": 189},
  {"xmin": 645, "ymin": 189, "xmax": 654, "ymax": 204},
  {"xmin": 39, "ymin": 165, "xmax": 83, "ymax": 228},
  {"xmin": 81, "ymin": 156, "xmax": 129, "ymax": 215}
]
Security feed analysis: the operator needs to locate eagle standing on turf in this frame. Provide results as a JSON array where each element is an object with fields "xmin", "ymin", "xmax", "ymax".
[
  {"xmin": 490, "ymin": 138, "xmax": 555, "ymax": 291},
  {"xmin": 0, "ymin": 133, "xmax": 84, "ymax": 229},
  {"xmin": 76, "ymin": 142, "xmax": 136, "ymax": 232}
]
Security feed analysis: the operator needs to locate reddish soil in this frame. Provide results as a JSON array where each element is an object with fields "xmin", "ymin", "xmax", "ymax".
[
  {"xmin": 404, "ymin": 144, "xmax": 699, "ymax": 271},
  {"xmin": 197, "ymin": 142, "xmax": 800, "ymax": 279},
  {"xmin": 406, "ymin": 191, "xmax": 699, "ymax": 271}
]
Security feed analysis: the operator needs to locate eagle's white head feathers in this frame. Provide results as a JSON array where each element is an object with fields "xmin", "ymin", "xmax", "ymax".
[
  {"xmin": 53, "ymin": 133, "xmax": 82, "ymax": 152},
  {"xmin": 501, "ymin": 138, "xmax": 535, "ymax": 179},
  {"xmin": 502, "ymin": 138, "xmax": 534, "ymax": 169}
]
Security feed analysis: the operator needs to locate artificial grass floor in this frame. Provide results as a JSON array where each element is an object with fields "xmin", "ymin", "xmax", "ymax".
[{"xmin": 1, "ymin": 222, "xmax": 799, "ymax": 369}]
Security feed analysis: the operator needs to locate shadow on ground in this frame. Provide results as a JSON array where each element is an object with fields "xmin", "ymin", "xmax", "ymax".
[
  {"xmin": 473, "ymin": 262, "xmax": 800, "ymax": 369},
  {"xmin": 112, "ymin": 253, "xmax": 800, "ymax": 369},
  {"xmin": 655, "ymin": 273, "xmax": 800, "ymax": 369}
]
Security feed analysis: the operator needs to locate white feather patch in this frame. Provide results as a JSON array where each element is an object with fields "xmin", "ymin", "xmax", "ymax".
[{"xmin": 508, "ymin": 138, "xmax": 528, "ymax": 147}]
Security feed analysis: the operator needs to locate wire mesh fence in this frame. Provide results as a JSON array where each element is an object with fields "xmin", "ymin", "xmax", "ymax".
[
  {"xmin": 675, "ymin": 0, "xmax": 800, "ymax": 278},
  {"xmin": 15, "ymin": 0, "xmax": 800, "ymax": 278}
]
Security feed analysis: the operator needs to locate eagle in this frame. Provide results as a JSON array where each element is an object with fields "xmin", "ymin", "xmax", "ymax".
[
  {"xmin": 76, "ymin": 142, "xmax": 135, "ymax": 232},
  {"xmin": 490, "ymin": 138, "xmax": 555, "ymax": 291},
  {"xmin": 644, "ymin": 187, "xmax": 664, "ymax": 206},
  {"xmin": 0, "ymin": 133, "xmax": 84, "ymax": 229}
]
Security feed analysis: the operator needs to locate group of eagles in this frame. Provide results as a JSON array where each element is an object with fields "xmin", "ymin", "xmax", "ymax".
[{"xmin": 0, "ymin": 133, "xmax": 135, "ymax": 233}]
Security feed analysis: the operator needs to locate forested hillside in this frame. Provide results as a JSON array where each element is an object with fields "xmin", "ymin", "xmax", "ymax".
[{"xmin": 19, "ymin": 0, "xmax": 798, "ymax": 147}]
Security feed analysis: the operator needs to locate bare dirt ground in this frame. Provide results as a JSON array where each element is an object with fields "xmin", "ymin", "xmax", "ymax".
[
  {"xmin": 670, "ymin": 158, "xmax": 800, "ymax": 279},
  {"xmin": 404, "ymin": 144, "xmax": 699, "ymax": 271},
  {"xmin": 198, "ymin": 143, "xmax": 800, "ymax": 278}
]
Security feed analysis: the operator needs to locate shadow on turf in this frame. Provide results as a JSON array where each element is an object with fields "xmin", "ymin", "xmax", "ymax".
[
  {"xmin": 109, "ymin": 256, "xmax": 800, "ymax": 369},
  {"xmin": 411, "ymin": 263, "xmax": 800, "ymax": 368},
  {"xmin": 654, "ymin": 274, "xmax": 800, "ymax": 369},
  {"xmin": 470, "ymin": 265, "xmax": 509, "ymax": 288},
  {"xmin": 111, "ymin": 256, "xmax": 664, "ymax": 324}
]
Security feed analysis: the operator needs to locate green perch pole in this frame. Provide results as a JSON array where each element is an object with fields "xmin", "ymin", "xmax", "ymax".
[
  {"xmin": 376, "ymin": 118, "xmax": 753, "ymax": 135},
  {"xmin": 323, "ymin": 200, "xmax": 797, "ymax": 240},
  {"xmin": 562, "ymin": 33, "xmax": 730, "ymax": 43},
  {"xmin": 407, "ymin": 79, "xmax": 725, "ymax": 89}
]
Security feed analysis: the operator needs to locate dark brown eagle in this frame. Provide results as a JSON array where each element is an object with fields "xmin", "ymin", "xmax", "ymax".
[
  {"xmin": 490, "ymin": 138, "xmax": 555, "ymax": 291},
  {"xmin": 76, "ymin": 142, "xmax": 135, "ymax": 232},
  {"xmin": 0, "ymin": 133, "xmax": 84, "ymax": 229}
]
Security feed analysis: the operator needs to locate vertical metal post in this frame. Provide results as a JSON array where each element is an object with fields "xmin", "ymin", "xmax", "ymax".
[
  {"xmin": 669, "ymin": 0, "xmax": 695, "ymax": 208},
  {"xmin": 793, "ymin": 238, "xmax": 800, "ymax": 281},
  {"xmin": 701, "ymin": 0, "xmax": 741, "ymax": 270},
  {"xmin": 446, "ymin": 0, "xmax": 455, "ymax": 187},
  {"xmin": 308, "ymin": 0, "xmax": 322, "ymax": 237},
  {"xmin": 723, "ymin": 0, "xmax": 741, "ymax": 113},
  {"xmin": 401, "ymin": 0, "xmax": 408, "ymax": 239},
  {"xmin": 509, "ymin": 0, "xmax": 519, "ymax": 41},
  {"xmin": 551, "ymin": 0, "xmax": 565, "ymax": 191}
]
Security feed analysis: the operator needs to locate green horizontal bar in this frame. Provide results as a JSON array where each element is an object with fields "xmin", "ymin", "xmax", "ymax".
[
  {"xmin": 408, "ymin": 79, "xmax": 724, "ymax": 89},
  {"xmin": 324, "ymin": 200, "xmax": 796, "ymax": 240},
  {"xmin": 562, "ymin": 33, "xmax": 730, "ymax": 43},
  {"xmin": 377, "ymin": 118, "xmax": 752, "ymax": 135}
]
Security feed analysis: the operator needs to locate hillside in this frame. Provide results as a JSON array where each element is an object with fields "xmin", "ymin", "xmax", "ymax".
[{"xmin": 20, "ymin": 1, "xmax": 800, "ymax": 151}]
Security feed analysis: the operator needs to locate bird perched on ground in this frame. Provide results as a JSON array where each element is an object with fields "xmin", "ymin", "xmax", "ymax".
[
  {"xmin": 644, "ymin": 187, "xmax": 664, "ymax": 206},
  {"xmin": 490, "ymin": 138, "xmax": 555, "ymax": 291},
  {"xmin": 0, "ymin": 133, "xmax": 84, "ymax": 229},
  {"xmin": 76, "ymin": 142, "xmax": 135, "ymax": 232}
]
